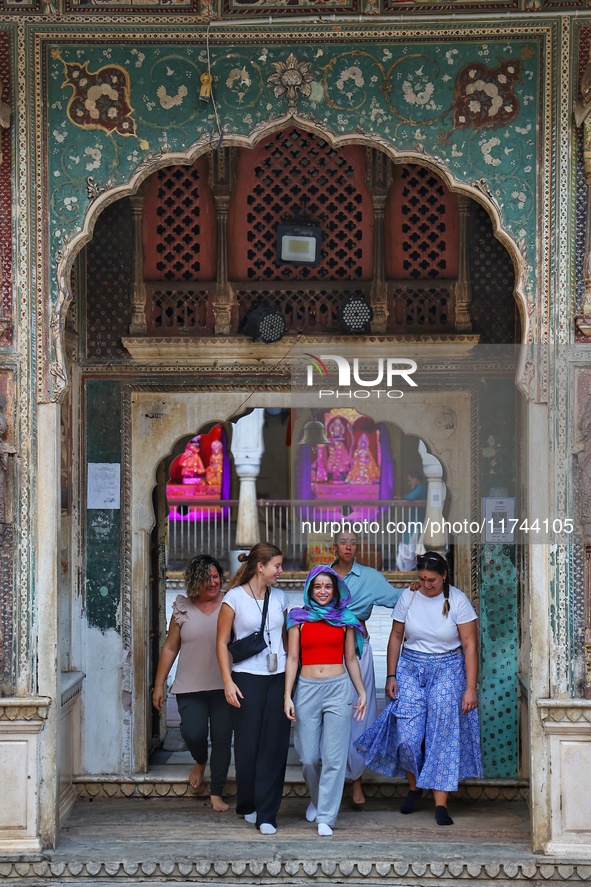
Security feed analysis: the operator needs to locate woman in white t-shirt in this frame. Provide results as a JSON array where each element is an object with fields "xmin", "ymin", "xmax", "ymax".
[
  {"xmin": 356, "ymin": 551, "xmax": 482, "ymax": 826},
  {"xmin": 216, "ymin": 542, "xmax": 291, "ymax": 836}
]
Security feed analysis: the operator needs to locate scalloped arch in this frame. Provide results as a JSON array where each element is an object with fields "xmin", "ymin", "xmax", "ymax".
[{"xmin": 51, "ymin": 112, "xmax": 529, "ymax": 401}]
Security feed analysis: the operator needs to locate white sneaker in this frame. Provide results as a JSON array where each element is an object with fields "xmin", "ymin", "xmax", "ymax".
[
  {"xmin": 243, "ymin": 812, "xmax": 256, "ymax": 824},
  {"xmin": 317, "ymin": 822, "xmax": 333, "ymax": 836},
  {"xmin": 259, "ymin": 823, "xmax": 276, "ymax": 835},
  {"xmin": 305, "ymin": 801, "xmax": 317, "ymax": 822}
]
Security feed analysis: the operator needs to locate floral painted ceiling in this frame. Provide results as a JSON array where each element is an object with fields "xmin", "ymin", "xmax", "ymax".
[{"xmin": 43, "ymin": 28, "xmax": 541, "ymax": 307}]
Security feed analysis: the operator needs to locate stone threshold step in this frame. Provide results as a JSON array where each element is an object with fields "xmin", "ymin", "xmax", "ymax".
[
  {"xmin": 1, "ymin": 857, "xmax": 591, "ymax": 883},
  {"xmin": 72, "ymin": 776, "xmax": 528, "ymax": 801}
]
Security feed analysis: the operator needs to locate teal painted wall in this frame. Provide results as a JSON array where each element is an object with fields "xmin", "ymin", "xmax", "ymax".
[
  {"xmin": 85, "ymin": 379, "xmax": 122, "ymax": 632},
  {"xmin": 42, "ymin": 26, "xmax": 543, "ymax": 321}
]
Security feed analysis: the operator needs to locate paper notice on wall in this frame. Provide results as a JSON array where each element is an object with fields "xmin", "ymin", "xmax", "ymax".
[{"xmin": 87, "ymin": 462, "xmax": 121, "ymax": 509}]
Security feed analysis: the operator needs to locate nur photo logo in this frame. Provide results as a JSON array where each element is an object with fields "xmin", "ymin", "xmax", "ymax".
[{"xmin": 303, "ymin": 353, "xmax": 418, "ymax": 400}]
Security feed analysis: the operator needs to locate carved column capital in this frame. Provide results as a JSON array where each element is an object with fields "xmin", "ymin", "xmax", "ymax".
[
  {"xmin": 129, "ymin": 191, "xmax": 147, "ymax": 336},
  {"xmin": 368, "ymin": 150, "xmax": 390, "ymax": 335},
  {"xmin": 455, "ymin": 195, "xmax": 473, "ymax": 333},
  {"xmin": 212, "ymin": 159, "xmax": 235, "ymax": 336}
]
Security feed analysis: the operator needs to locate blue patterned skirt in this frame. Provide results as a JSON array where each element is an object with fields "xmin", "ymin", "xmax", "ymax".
[{"xmin": 355, "ymin": 647, "xmax": 483, "ymax": 792}]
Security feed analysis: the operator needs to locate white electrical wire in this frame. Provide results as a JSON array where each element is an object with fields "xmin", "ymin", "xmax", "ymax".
[{"xmin": 206, "ymin": 22, "xmax": 224, "ymax": 149}]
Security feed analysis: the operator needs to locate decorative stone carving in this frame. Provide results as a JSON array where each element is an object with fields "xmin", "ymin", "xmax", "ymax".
[
  {"xmin": 586, "ymin": 628, "xmax": 591, "ymax": 699},
  {"xmin": 267, "ymin": 53, "xmax": 313, "ymax": 108},
  {"xmin": 575, "ymin": 54, "xmax": 591, "ymax": 320},
  {"xmin": 129, "ymin": 192, "xmax": 147, "ymax": 336},
  {"xmin": 0, "ymin": 78, "xmax": 9, "ymax": 168},
  {"xmin": 0, "ymin": 395, "xmax": 15, "ymax": 528},
  {"xmin": 539, "ymin": 702, "xmax": 591, "ymax": 723},
  {"xmin": 574, "ymin": 390, "xmax": 591, "ymax": 540},
  {"xmin": 455, "ymin": 196, "xmax": 473, "ymax": 333},
  {"xmin": 367, "ymin": 148, "xmax": 390, "ymax": 334},
  {"xmin": 0, "ymin": 698, "xmax": 51, "ymax": 721}
]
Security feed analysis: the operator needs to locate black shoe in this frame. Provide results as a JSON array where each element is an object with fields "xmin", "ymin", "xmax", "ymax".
[
  {"xmin": 435, "ymin": 805, "xmax": 454, "ymax": 826},
  {"xmin": 400, "ymin": 789, "xmax": 423, "ymax": 814}
]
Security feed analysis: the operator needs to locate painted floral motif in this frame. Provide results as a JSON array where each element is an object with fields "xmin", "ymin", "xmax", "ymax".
[
  {"xmin": 452, "ymin": 59, "xmax": 522, "ymax": 130},
  {"xmin": 54, "ymin": 50, "xmax": 142, "ymax": 142},
  {"xmin": 268, "ymin": 52, "xmax": 314, "ymax": 107}
]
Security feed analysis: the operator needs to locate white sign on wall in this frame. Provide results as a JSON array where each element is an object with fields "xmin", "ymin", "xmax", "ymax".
[{"xmin": 87, "ymin": 463, "xmax": 121, "ymax": 509}]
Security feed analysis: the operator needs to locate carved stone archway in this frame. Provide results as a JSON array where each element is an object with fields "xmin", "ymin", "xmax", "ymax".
[
  {"xmin": 125, "ymin": 382, "xmax": 474, "ymax": 770},
  {"xmin": 51, "ymin": 113, "xmax": 529, "ymax": 404}
]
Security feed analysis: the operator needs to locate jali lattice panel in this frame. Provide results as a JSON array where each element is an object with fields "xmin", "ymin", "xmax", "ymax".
[
  {"xmin": 228, "ymin": 128, "xmax": 374, "ymax": 282},
  {"xmin": 85, "ymin": 199, "xmax": 133, "ymax": 359},
  {"xmin": 142, "ymin": 157, "xmax": 216, "ymax": 282}
]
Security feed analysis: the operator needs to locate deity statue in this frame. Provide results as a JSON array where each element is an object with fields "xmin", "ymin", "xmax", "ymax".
[
  {"xmin": 179, "ymin": 438, "xmax": 206, "ymax": 486},
  {"xmin": 326, "ymin": 417, "xmax": 351, "ymax": 483},
  {"xmin": 313, "ymin": 444, "xmax": 328, "ymax": 483},
  {"xmin": 205, "ymin": 438, "xmax": 223, "ymax": 491},
  {"xmin": 346, "ymin": 433, "xmax": 380, "ymax": 484}
]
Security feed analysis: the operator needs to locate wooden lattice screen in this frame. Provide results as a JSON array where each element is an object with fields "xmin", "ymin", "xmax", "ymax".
[
  {"xmin": 227, "ymin": 129, "xmax": 374, "ymax": 282},
  {"xmin": 142, "ymin": 156, "xmax": 216, "ymax": 282},
  {"xmin": 385, "ymin": 164, "xmax": 459, "ymax": 281}
]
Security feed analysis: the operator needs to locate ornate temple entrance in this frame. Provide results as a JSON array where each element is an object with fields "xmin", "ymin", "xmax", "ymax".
[{"xmin": 60, "ymin": 123, "xmax": 525, "ymax": 825}]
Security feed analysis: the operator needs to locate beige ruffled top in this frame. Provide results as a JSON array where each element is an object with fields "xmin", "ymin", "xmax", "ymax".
[{"xmin": 170, "ymin": 595, "xmax": 225, "ymax": 694}]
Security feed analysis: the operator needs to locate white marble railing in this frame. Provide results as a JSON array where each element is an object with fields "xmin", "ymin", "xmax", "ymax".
[{"xmin": 166, "ymin": 498, "xmax": 426, "ymax": 573}]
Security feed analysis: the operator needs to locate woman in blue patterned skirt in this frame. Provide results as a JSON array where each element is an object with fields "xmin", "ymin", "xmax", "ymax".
[{"xmin": 356, "ymin": 551, "xmax": 482, "ymax": 826}]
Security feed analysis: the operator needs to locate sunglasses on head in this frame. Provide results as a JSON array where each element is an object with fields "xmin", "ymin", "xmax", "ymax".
[{"xmin": 417, "ymin": 553, "xmax": 446, "ymax": 568}]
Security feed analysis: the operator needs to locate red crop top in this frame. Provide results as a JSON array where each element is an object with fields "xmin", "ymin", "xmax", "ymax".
[{"xmin": 300, "ymin": 621, "xmax": 346, "ymax": 666}]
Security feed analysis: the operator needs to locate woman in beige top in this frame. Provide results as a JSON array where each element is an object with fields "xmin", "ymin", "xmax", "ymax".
[{"xmin": 153, "ymin": 554, "xmax": 232, "ymax": 812}]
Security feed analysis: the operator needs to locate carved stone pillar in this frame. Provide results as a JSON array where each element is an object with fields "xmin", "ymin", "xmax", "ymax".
[
  {"xmin": 574, "ymin": 61, "xmax": 591, "ymax": 333},
  {"xmin": 0, "ymin": 699, "xmax": 50, "ymax": 853},
  {"xmin": 367, "ymin": 148, "xmax": 390, "ymax": 334},
  {"xmin": 0, "ymin": 393, "xmax": 15, "ymax": 694},
  {"xmin": 575, "ymin": 383, "xmax": 591, "ymax": 540},
  {"xmin": 418, "ymin": 439, "xmax": 447, "ymax": 552},
  {"xmin": 0, "ymin": 76, "xmax": 9, "ymax": 167},
  {"xmin": 454, "ymin": 195, "xmax": 473, "ymax": 333},
  {"xmin": 585, "ymin": 546, "xmax": 591, "ymax": 699},
  {"xmin": 128, "ymin": 191, "xmax": 147, "ymax": 335},
  {"xmin": 211, "ymin": 148, "xmax": 236, "ymax": 335},
  {"xmin": 0, "ymin": 75, "xmax": 12, "ymax": 340},
  {"xmin": 230, "ymin": 409, "xmax": 265, "ymax": 550},
  {"xmin": 582, "ymin": 122, "xmax": 591, "ymax": 318}
]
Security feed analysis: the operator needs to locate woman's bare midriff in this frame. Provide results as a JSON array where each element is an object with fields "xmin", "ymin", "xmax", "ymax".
[{"xmin": 300, "ymin": 663, "xmax": 346, "ymax": 678}]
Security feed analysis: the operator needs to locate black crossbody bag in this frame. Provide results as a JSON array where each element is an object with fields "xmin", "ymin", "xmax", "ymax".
[{"xmin": 227, "ymin": 588, "xmax": 270, "ymax": 663}]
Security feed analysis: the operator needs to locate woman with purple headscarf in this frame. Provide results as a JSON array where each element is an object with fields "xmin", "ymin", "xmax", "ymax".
[{"xmin": 284, "ymin": 565, "xmax": 366, "ymax": 836}]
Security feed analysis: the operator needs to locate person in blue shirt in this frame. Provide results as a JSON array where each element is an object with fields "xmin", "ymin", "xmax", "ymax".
[
  {"xmin": 331, "ymin": 530, "xmax": 402, "ymax": 807},
  {"xmin": 396, "ymin": 472, "xmax": 427, "ymax": 572}
]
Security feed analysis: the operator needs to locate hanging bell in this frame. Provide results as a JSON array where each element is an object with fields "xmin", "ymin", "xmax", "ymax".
[
  {"xmin": 299, "ymin": 414, "xmax": 329, "ymax": 446},
  {"xmin": 199, "ymin": 72, "xmax": 212, "ymax": 103}
]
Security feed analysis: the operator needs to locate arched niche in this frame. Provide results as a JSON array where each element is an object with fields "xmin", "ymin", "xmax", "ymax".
[
  {"xmin": 126, "ymin": 385, "xmax": 473, "ymax": 770},
  {"xmin": 52, "ymin": 115, "xmax": 529, "ymax": 403}
]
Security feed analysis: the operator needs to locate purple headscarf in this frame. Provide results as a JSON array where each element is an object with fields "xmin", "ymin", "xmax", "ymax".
[{"xmin": 286, "ymin": 564, "xmax": 365, "ymax": 657}]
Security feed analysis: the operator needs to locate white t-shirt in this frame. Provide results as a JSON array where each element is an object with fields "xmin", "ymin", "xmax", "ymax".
[
  {"xmin": 392, "ymin": 584, "xmax": 477, "ymax": 654},
  {"xmin": 223, "ymin": 585, "xmax": 289, "ymax": 675}
]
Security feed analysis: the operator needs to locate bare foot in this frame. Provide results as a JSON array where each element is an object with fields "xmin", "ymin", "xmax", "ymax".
[
  {"xmin": 210, "ymin": 795, "xmax": 229, "ymax": 812},
  {"xmin": 352, "ymin": 778, "xmax": 366, "ymax": 807},
  {"xmin": 189, "ymin": 762, "xmax": 206, "ymax": 790}
]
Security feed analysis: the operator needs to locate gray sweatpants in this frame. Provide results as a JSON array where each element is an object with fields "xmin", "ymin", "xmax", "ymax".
[{"xmin": 294, "ymin": 671, "xmax": 352, "ymax": 827}]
